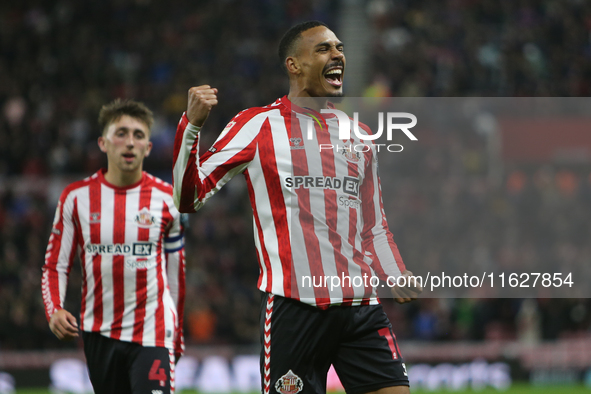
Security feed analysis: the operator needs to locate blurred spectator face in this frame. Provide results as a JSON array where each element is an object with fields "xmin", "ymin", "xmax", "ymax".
[
  {"xmin": 98, "ymin": 115, "xmax": 152, "ymax": 176},
  {"xmin": 293, "ymin": 26, "xmax": 345, "ymax": 97}
]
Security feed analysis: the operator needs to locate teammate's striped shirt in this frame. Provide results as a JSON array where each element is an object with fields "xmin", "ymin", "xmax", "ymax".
[
  {"xmin": 42, "ymin": 169, "xmax": 185, "ymax": 354},
  {"xmin": 173, "ymin": 96, "xmax": 405, "ymax": 307}
]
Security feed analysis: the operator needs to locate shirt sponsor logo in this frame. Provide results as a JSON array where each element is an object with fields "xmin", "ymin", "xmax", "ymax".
[
  {"xmin": 86, "ymin": 242, "xmax": 154, "ymax": 256},
  {"xmin": 125, "ymin": 258, "xmax": 155, "ymax": 270},
  {"xmin": 289, "ymin": 137, "xmax": 305, "ymax": 150},
  {"xmin": 275, "ymin": 370, "xmax": 303, "ymax": 394},
  {"xmin": 342, "ymin": 177, "xmax": 360, "ymax": 196},
  {"xmin": 284, "ymin": 176, "xmax": 360, "ymax": 198},
  {"xmin": 89, "ymin": 212, "xmax": 101, "ymax": 224},
  {"xmin": 134, "ymin": 207, "xmax": 156, "ymax": 228},
  {"xmin": 132, "ymin": 242, "xmax": 154, "ymax": 256},
  {"xmin": 339, "ymin": 195, "xmax": 361, "ymax": 209}
]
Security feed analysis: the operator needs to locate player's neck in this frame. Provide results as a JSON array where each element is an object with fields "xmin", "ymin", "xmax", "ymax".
[
  {"xmin": 103, "ymin": 168, "xmax": 143, "ymax": 187},
  {"xmin": 287, "ymin": 92, "xmax": 328, "ymax": 112}
]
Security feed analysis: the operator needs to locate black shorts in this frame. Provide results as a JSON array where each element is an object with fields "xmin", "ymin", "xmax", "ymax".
[
  {"xmin": 82, "ymin": 331, "xmax": 175, "ymax": 394},
  {"xmin": 260, "ymin": 293, "xmax": 409, "ymax": 394}
]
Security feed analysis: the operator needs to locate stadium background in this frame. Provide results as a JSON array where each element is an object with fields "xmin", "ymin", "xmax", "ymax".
[{"xmin": 1, "ymin": 0, "xmax": 591, "ymax": 392}]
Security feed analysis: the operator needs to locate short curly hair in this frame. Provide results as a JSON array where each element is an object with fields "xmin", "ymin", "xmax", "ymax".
[
  {"xmin": 278, "ymin": 20, "xmax": 329, "ymax": 73},
  {"xmin": 98, "ymin": 98, "xmax": 154, "ymax": 135}
]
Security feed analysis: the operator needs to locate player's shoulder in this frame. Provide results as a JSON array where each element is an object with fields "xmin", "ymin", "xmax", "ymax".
[
  {"xmin": 231, "ymin": 100, "xmax": 281, "ymax": 121},
  {"xmin": 59, "ymin": 172, "xmax": 101, "ymax": 199},
  {"xmin": 142, "ymin": 172, "xmax": 173, "ymax": 195},
  {"xmin": 218, "ymin": 100, "xmax": 283, "ymax": 139},
  {"xmin": 351, "ymin": 119, "xmax": 373, "ymax": 136}
]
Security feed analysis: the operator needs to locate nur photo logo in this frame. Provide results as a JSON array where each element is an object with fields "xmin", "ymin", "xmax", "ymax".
[{"xmin": 304, "ymin": 109, "xmax": 418, "ymax": 153}]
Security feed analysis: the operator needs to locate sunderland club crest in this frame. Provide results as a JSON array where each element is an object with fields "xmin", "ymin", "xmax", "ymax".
[
  {"xmin": 134, "ymin": 207, "xmax": 156, "ymax": 228},
  {"xmin": 275, "ymin": 370, "xmax": 303, "ymax": 394},
  {"xmin": 340, "ymin": 143, "xmax": 361, "ymax": 163}
]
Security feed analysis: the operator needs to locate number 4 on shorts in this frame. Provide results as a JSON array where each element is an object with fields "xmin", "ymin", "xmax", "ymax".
[{"xmin": 149, "ymin": 359, "xmax": 167, "ymax": 387}]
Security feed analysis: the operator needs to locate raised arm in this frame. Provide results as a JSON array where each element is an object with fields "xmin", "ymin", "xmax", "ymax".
[
  {"xmin": 172, "ymin": 85, "xmax": 218, "ymax": 212},
  {"xmin": 172, "ymin": 86, "xmax": 261, "ymax": 213}
]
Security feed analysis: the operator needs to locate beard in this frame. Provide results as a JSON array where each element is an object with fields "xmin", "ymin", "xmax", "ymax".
[
  {"xmin": 327, "ymin": 91, "xmax": 344, "ymax": 98},
  {"xmin": 327, "ymin": 91, "xmax": 344, "ymax": 103}
]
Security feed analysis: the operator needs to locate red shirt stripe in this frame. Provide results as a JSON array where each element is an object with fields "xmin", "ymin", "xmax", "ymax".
[{"xmin": 89, "ymin": 180, "xmax": 103, "ymax": 332}]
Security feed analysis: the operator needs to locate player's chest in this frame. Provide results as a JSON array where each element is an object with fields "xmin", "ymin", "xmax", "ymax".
[
  {"xmin": 268, "ymin": 119, "xmax": 368, "ymax": 192},
  {"xmin": 77, "ymin": 190, "xmax": 170, "ymax": 240}
]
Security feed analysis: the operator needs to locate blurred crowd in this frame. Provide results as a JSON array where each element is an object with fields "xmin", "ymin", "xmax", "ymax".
[
  {"xmin": 365, "ymin": 0, "xmax": 591, "ymax": 97},
  {"xmin": 1, "ymin": 0, "xmax": 591, "ymax": 350}
]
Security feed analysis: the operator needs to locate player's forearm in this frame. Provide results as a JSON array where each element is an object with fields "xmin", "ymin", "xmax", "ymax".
[
  {"xmin": 165, "ymin": 252, "xmax": 183, "ymax": 301},
  {"xmin": 367, "ymin": 232, "xmax": 407, "ymax": 280},
  {"xmin": 41, "ymin": 266, "xmax": 66, "ymax": 321},
  {"xmin": 165, "ymin": 246, "xmax": 186, "ymax": 326},
  {"xmin": 174, "ymin": 285, "xmax": 185, "ymax": 356},
  {"xmin": 174, "ymin": 330, "xmax": 185, "ymax": 357},
  {"xmin": 359, "ymin": 153, "xmax": 406, "ymax": 278},
  {"xmin": 175, "ymin": 281, "xmax": 185, "ymax": 345},
  {"xmin": 360, "ymin": 204, "xmax": 407, "ymax": 279},
  {"xmin": 172, "ymin": 113, "xmax": 204, "ymax": 212}
]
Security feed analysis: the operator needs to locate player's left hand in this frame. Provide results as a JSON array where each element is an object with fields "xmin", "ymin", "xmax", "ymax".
[{"xmin": 390, "ymin": 270, "xmax": 422, "ymax": 304}]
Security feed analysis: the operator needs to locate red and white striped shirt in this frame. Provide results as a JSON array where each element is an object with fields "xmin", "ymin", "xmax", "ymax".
[
  {"xmin": 42, "ymin": 169, "xmax": 185, "ymax": 354},
  {"xmin": 173, "ymin": 96, "xmax": 405, "ymax": 307}
]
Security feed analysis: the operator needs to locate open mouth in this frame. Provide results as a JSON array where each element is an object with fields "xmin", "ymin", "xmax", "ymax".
[
  {"xmin": 324, "ymin": 67, "xmax": 343, "ymax": 87},
  {"xmin": 122, "ymin": 153, "xmax": 135, "ymax": 162}
]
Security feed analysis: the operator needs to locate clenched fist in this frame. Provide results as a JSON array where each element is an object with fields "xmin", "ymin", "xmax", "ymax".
[{"xmin": 187, "ymin": 85, "xmax": 218, "ymax": 127}]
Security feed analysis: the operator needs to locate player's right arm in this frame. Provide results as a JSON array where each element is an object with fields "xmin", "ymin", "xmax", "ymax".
[
  {"xmin": 41, "ymin": 189, "xmax": 80, "ymax": 340},
  {"xmin": 172, "ymin": 85, "xmax": 259, "ymax": 213}
]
